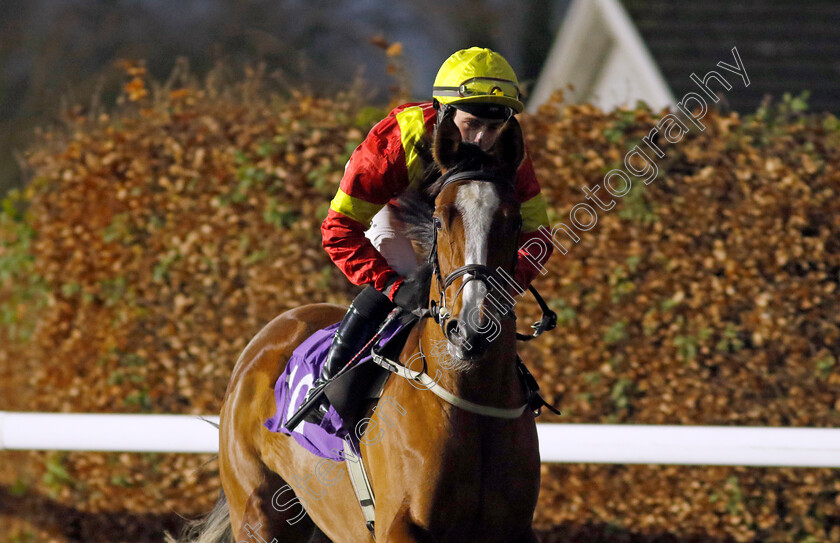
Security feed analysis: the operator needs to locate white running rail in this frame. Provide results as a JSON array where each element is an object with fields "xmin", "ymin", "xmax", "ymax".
[
  {"xmin": 1, "ymin": 412, "xmax": 838, "ymax": 467},
  {"xmin": 0, "ymin": 412, "xmax": 220, "ymax": 454}
]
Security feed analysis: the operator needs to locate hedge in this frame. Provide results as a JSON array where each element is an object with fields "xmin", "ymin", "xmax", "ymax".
[{"xmin": 1, "ymin": 61, "xmax": 838, "ymax": 542}]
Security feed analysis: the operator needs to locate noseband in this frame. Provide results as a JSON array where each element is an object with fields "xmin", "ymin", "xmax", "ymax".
[{"xmin": 426, "ymin": 169, "xmax": 519, "ymax": 330}]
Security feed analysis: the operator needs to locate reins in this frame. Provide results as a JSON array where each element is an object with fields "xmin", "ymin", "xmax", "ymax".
[
  {"xmin": 425, "ymin": 170, "xmax": 557, "ymax": 340},
  {"xmin": 350, "ymin": 169, "xmax": 561, "ymax": 539},
  {"xmin": 371, "ymin": 330, "xmax": 528, "ymax": 419},
  {"xmin": 427, "ymin": 169, "xmax": 518, "ymax": 328},
  {"xmin": 371, "ymin": 170, "xmax": 559, "ymax": 419}
]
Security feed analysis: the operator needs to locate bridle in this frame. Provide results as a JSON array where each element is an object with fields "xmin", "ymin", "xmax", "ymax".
[
  {"xmin": 351, "ymin": 168, "xmax": 560, "ymax": 538},
  {"xmin": 365, "ymin": 167, "xmax": 560, "ymax": 427},
  {"xmin": 425, "ymin": 168, "xmax": 520, "ymax": 332},
  {"xmin": 423, "ymin": 168, "xmax": 558, "ymax": 342},
  {"xmin": 366, "ymin": 165, "xmax": 559, "ymax": 415}
]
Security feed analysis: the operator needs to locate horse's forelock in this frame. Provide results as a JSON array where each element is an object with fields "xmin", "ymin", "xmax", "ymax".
[{"xmin": 423, "ymin": 145, "xmax": 514, "ymax": 200}]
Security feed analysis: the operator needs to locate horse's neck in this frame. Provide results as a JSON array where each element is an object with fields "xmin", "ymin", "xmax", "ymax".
[{"xmin": 407, "ymin": 318, "xmax": 525, "ymax": 409}]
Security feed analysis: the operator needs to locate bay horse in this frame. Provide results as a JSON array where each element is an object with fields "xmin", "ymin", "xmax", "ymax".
[{"xmin": 171, "ymin": 113, "xmax": 541, "ymax": 543}]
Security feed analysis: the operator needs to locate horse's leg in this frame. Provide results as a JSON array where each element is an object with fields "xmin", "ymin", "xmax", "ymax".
[
  {"xmin": 221, "ymin": 399, "xmax": 319, "ymax": 542},
  {"xmin": 235, "ymin": 466, "xmax": 319, "ymax": 543},
  {"xmin": 220, "ymin": 415, "xmax": 317, "ymax": 542},
  {"xmin": 383, "ymin": 518, "xmax": 538, "ymax": 543},
  {"xmin": 308, "ymin": 527, "xmax": 332, "ymax": 543},
  {"xmin": 222, "ymin": 304, "xmax": 360, "ymax": 542},
  {"xmin": 378, "ymin": 505, "xmax": 434, "ymax": 543},
  {"xmin": 221, "ymin": 308, "xmax": 313, "ymax": 538},
  {"xmin": 260, "ymin": 431, "xmax": 376, "ymax": 543},
  {"xmin": 383, "ymin": 521, "xmax": 433, "ymax": 543}
]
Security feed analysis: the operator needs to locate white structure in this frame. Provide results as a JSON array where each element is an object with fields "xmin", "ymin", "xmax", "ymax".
[
  {"xmin": 0, "ymin": 412, "xmax": 220, "ymax": 454},
  {"xmin": 537, "ymin": 424, "xmax": 840, "ymax": 468},
  {"xmin": 2, "ymin": 412, "xmax": 840, "ymax": 468},
  {"xmin": 528, "ymin": 0, "xmax": 674, "ymax": 112}
]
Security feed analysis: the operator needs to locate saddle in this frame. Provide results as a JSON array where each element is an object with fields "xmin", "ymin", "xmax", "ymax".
[{"xmin": 263, "ymin": 313, "xmax": 415, "ymax": 461}]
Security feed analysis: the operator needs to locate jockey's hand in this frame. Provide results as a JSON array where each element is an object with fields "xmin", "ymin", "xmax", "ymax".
[{"xmin": 391, "ymin": 277, "xmax": 425, "ymax": 311}]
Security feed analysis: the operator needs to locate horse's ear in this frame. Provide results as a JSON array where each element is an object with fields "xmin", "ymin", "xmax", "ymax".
[
  {"xmin": 490, "ymin": 116, "xmax": 525, "ymax": 174},
  {"xmin": 433, "ymin": 111, "xmax": 461, "ymax": 172}
]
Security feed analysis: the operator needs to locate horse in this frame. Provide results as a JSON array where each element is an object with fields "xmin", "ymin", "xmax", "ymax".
[{"xmin": 171, "ymin": 112, "xmax": 542, "ymax": 543}]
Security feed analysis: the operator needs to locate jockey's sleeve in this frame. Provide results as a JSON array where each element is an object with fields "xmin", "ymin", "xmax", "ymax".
[
  {"xmin": 321, "ymin": 112, "xmax": 411, "ymax": 297},
  {"xmin": 512, "ymin": 150, "xmax": 554, "ymax": 292}
]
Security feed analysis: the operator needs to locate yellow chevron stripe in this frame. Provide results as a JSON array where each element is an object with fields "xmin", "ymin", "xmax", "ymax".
[
  {"xmin": 329, "ymin": 189, "xmax": 384, "ymax": 227},
  {"xmin": 521, "ymin": 193, "xmax": 549, "ymax": 233},
  {"xmin": 396, "ymin": 106, "xmax": 428, "ymax": 188}
]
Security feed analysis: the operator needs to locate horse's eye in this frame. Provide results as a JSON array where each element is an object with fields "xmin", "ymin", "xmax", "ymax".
[{"xmin": 433, "ymin": 216, "xmax": 443, "ymax": 230}]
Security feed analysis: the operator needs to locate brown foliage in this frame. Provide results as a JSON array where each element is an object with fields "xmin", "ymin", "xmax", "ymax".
[
  {"xmin": 522, "ymin": 93, "xmax": 840, "ymax": 542},
  {"xmin": 1, "ymin": 68, "xmax": 839, "ymax": 541}
]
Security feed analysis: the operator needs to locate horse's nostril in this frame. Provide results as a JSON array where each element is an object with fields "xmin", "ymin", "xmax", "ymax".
[{"xmin": 444, "ymin": 319, "xmax": 461, "ymax": 342}]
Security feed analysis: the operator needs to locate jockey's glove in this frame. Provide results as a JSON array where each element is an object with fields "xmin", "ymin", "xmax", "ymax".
[{"xmin": 390, "ymin": 276, "xmax": 426, "ymax": 312}]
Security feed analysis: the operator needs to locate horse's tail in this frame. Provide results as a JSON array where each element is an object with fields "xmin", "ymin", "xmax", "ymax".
[{"xmin": 165, "ymin": 489, "xmax": 233, "ymax": 543}]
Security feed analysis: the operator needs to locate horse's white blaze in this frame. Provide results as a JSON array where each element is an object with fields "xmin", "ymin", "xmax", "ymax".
[{"xmin": 455, "ymin": 183, "xmax": 499, "ymax": 325}]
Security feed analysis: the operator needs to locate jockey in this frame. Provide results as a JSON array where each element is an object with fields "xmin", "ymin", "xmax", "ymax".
[{"xmin": 302, "ymin": 47, "xmax": 554, "ymax": 424}]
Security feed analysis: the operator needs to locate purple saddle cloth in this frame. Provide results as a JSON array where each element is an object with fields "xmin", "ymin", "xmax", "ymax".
[{"xmin": 264, "ymin": 318, "xmax": 404, "ymax": 461}]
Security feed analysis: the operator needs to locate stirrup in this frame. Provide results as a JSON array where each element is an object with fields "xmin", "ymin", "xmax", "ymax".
[{"xmin": 516, "ymin": 356, "xmax": 562, "ymax": 417}]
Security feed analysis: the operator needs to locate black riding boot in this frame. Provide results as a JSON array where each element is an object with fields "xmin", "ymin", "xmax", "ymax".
[{"xmin": 302, "ymin": 285, "xmax": 395, "ymax": 424}]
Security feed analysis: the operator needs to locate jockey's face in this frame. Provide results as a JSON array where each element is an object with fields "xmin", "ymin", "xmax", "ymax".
[{"xmin": 452, "ymin": 108, "xmax": 507, "ymax": 152}]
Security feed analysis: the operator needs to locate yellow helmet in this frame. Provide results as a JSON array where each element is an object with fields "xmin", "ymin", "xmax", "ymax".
[{"xmin": 433, "ymin": 47, "xmax": 524, "ymax": 114}]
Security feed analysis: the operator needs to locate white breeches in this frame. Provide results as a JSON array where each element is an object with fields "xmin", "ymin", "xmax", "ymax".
[{"xmin": 364, "ymin": 205, "xmax": 420, "ymax": 277}]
